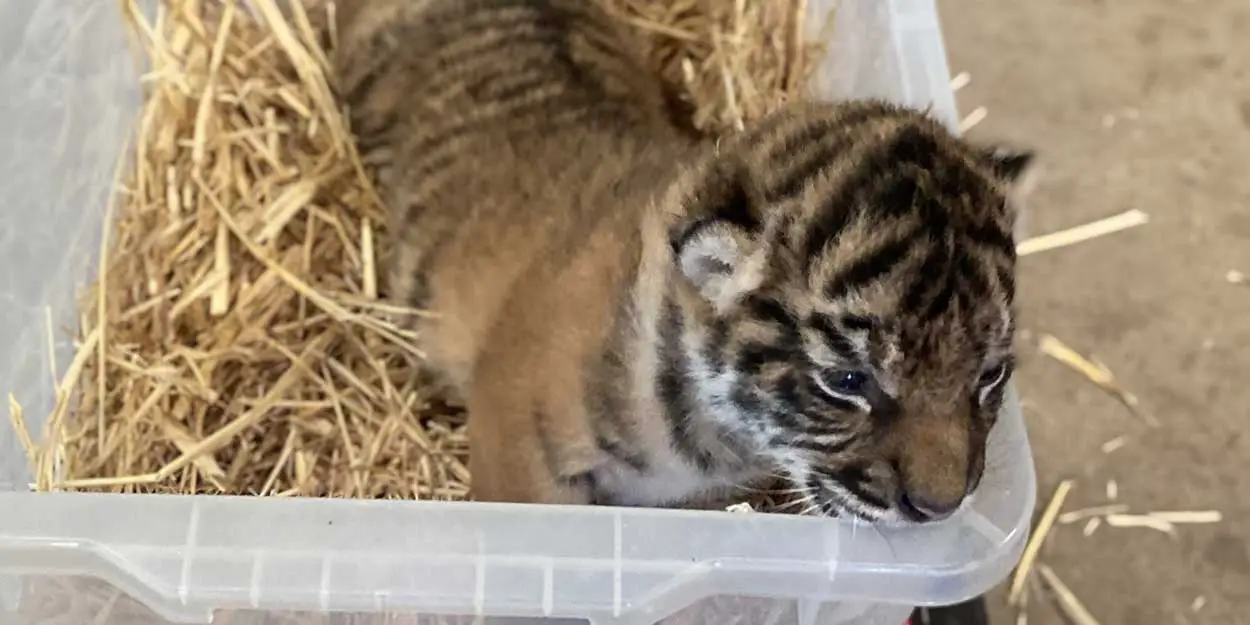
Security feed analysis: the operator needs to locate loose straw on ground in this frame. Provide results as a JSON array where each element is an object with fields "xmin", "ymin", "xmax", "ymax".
[
  {"xmin": 1147, "ymin": 510, "xmax": 1222, "ymax": 524},
  {"xmin": 1038, "ymin": 334, "xmax": 1158, "ymax": 427},
  {"xmin": 1009, "ymin": 479, "xmax": 1074, "ymax": 606},
  {"xmin": 19, "ymin": 0, "xmax": 824, "ymax": 506},
  {"xmin": 1104, "ymin": 514, "xmax": 1178, "ymax": 536},
  {"xmin": 959, "ymin": 106, "xmax": 988, "ymax": 133},
  {"xmin": 1037, "ymin": 564, "xmax": 1101, "ymax": 625},
  {"xmin": 1017, "ymin": 209, "xmax": 1149, "ymax": 256},
  {"xmin": 1058, "ymin": 504, "xmax": 1129, "ymax": 525},
  {"xmin": 1100, "ymin": 436, "xmax": 1126, "ymax": 454},
  {"xmin": 950, "ymin": 71, "xmax": 972, "ymax": 92}
]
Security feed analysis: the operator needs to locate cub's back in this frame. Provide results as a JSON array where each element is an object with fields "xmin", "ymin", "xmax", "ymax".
[{"xmin": 332, "ymin": 0, "xmax": 688, "ymax": 390}]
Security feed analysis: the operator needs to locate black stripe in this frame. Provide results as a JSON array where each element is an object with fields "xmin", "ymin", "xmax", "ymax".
[
  {"xmin": 825, "ymin": 466, "xmax": 890, "ymax": 510},
  {"xmin": 418, "ymin": 6, "xmax": 555, "ymax": 90},
  {"xmin": 955, "ymin": 250, "xmax": 994, "ymax": 300},
  {"xmin": 812, "ymin": 389, "xmax": 861, "ymax": 413},
  {"xmin": 657, "ymin": 298, "xmax": 715, "ymax": 472},
  {"xmin": 867, "ymin": 388, "xmax": 902, "ymax": 425},
  {"xmin": 801, "ymin": 126, "xmax": 943, "ymax": 273},
  {"xmin": 760, "ymin": 102, "xmax": 896, "ymax": 162},
  {"xmin": 548, "ymin": 4, "xmax": 653, "ymax": 107},
  {"xmin": 791, "ymin": 436, "xmax": 856, "ymax": 456},
  {"xmin": 410, "ymin": 90, "xmax": 569, "ymax": 155},
  {"xmin": 425, "ymin": 0, "xmax": 542, "ymax": 29},
  {"xmin": 996, "ymin": 264, "xmax": 1016, "ymax": 302},
  {"xmin": 565, "ymin": 18, "xmax": 641, "ymax": 83},
  {"xmin": 808, "ymin": 313, "xmax": 858, "ymax": 360},
  {"xmin": 760, "ymin": 108, "xmax": 900, "ymax": 202},
  {"xmin": 466, "ymin": 71, "xmax": 559, "ymax": 103},
  {"xmin": 711, "ymin": 177, "xmax": 758, "ymax": 231},
  {"xmin": 596, "ymin": 436, "xmax": 648, "ymax": 473},
  {"xmin": 405, "ymin": 273, "xmax": 431, "ymax": 309},
  {"xmin": 884, "ymin": 125, "xmax": 942, "ymax": 170},
  {"xmin": 431, "ymin": 46, "xmax": 558, "ymax": 96},
  {"xmin": 917, "ymin": 248, "xmax": 984, "ymax": 324},
  {"xmin": 899, "ymin": 240, "xmax": 956, "ymax": 327},
  {"xmin": 800, "ymin": 205, "xmax": 855, "ymax": 271},
  {"xmin": 920, "ymin": 276, "xmax": 957, "ymax": 323},
  {"xmin": 554, "ymin": 471, "xmax": 601, "ymax": 504},
  {"xmin": 763, "ymin": 136, "xmax": 854, "ymax": 203},
  {"xmin": 549, "ymin": 0, "xmax": 626, "ymax": 39},
  {"xmin": 822, "ymin": 232, "xmax": 918, "ymax": 299},
  {"xmin": 410, "ymin": 152, "xmax": 459, "ymax": 182},
  {"xmin": 845, "ymin": 482, "xmax": 891, "ymax": 511},
  {"xmin": 740, "ymin": 294, "xmax": 798, "ymax": 329},
  {"xmin": 571, "ymin": 95, "xmax": 640, "ymax": 128},
  {"xmin": 671, "ymin": 176, "xmax": 757, "ymax": 252},
  {"xmin": 774, "ymin": 371, "xmax": 799, "ymax": 408},
  {"xmin": 920, "ymin": 195, "xmax": 951, "ymax": 237},
  {"xmin": 739, "ymin": 106, "xmax": 818, "ymax": 148},
  {"xmin": 735, "ymin": 341, "xmax": 792, "ymax": 375},
  {"xmin": 901, "ymin": 244, "xmax": 951, "ymax": 313},
  {"xmin": 802, "ymin": 171, "xmax": 918, "ymax": 267},
  {"xmin": 585, "ymin": 342, "xmax": 647, "ymax": 471},
  {"xmin": 341, "ymin": 61, "xmax": 392, "ymax": 109},
  {"xmin": 964, "ymin": 215, "xmax": 1015, "ymax": 258},
  {"xmin": 797, "ymin": 418, "xmax": 855, "ymax": 437},
  {"xmin": 702, "ymin": 318, "xmax": 730, "ymax": 374},
  {"xmin": 810, "ymin": 126, "xmax": 940, "ymax": 235},
  {"xmin": 957, "ymin": 287, "xmax": 985, "ymax": 345},
  {"xmin": 354, "ymin": 122, "xmax": 400, "ymax": 156},
  {"xmin": 876, "ymin": 176, "xmax": 922, "ymax": 218},
  {"xmin": 761, "ymin": 118, "xmax": 839, "ymax": 162},
  {"xmin": 432, "ymin": 20, "xmax": 560, "ymax": 69},
  {"xmin": 443, "ymin": 41, "xmax": 562, "ymax": 95},
  {"xmin": 418, "ymin": 3, "xmax": 571, "ymax": 98},
  {"xmin": 841, "ymin": 314, "xmax": 874, "ymax": 332},
  {"xmin": 770, "ymin": 408, "xmax": 804, "ymax": 433},
  {"xmin": 730, "ymin": 380, "xmax": 764, "ymax": 415}
]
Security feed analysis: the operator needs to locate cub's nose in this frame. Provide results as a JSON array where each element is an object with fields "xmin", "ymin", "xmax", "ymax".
[{"xmin": 899, "ymin": 490, "xmax": 962, "ymax": 522}]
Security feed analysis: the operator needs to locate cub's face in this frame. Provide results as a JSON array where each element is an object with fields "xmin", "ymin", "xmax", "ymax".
[{"xmin": 673, "ymin": 101, "xmax": 1032, "ymax": 523}]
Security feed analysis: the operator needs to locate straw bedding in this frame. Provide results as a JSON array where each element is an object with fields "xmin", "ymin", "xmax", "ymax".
[{"xmin": 12, "ymin": 0, "xmax": 827, "ymax": 504}]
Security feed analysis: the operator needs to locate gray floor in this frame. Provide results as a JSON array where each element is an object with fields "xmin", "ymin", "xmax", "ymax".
[{"xmin": 942, "ymin": 0, "xmax": 1250, "ymax": 623}]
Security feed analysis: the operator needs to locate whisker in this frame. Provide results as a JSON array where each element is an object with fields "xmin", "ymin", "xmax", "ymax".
[
  {"xmin": 797, "ymin": 500, "xmax": 823, "ymax": 517},
  {"xmin": 730, "ymin": 482, "xmax": 807, "ymax": 496},
  {"xmin": 773, "ymin": 493, "xmax": 815, "ymax": 512},
  {"xmin": 870, "ymin": 522, "xmax": 901, "ymax": 560}
]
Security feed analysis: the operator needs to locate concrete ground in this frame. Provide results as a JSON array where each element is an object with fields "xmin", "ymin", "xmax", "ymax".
[{"xmin": 940, "ymin": 0, "xmax": 1250, "ymax": 623}]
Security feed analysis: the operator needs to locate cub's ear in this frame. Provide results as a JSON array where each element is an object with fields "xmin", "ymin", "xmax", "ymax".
[
  {"xmin": 977, "ymin": 145, "xmax": 1040, "ymax": 239},
  {"xmin": 671, "ymin": 164, "xmax": 765, "ymax": 309},
  {"xmin": 979, "ymin": 145, "xmax": 1037, "ymax": 184}
]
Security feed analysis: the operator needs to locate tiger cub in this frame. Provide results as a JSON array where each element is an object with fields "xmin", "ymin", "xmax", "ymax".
[{"xmin": 333, "ymin": 0, "xmax": 1033, "ymax": 524}]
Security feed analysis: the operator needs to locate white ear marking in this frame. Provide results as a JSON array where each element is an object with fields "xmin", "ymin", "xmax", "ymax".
[
  {"xmin": 678, "ymin": 226, "xmax": 740, "ymax": 291},
  {"xmin": 676, "ymin": 222, "xmax": 763, "ymax": 310}
]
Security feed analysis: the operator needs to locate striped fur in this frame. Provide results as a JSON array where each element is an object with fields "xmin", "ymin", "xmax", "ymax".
[{"xmin": 334, "ymin": 0, "xmax": 1033, "ymax": 523}]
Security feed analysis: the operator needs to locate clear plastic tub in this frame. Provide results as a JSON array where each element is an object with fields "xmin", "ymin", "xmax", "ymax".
[{"xmin": 0, "ymin": 1, "xmax": 1036, "ymax": 624}]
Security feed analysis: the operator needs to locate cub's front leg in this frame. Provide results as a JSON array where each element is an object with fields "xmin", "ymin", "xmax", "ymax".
[{"xmin": 466, "ymin": 362, "xmax": 606, "ymax": 506}]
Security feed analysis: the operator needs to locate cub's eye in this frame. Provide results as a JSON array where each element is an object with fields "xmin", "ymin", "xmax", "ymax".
[
  {"xmin": 812, "ymin": 370, "xmax": 876, "ymax": 412},
  {"xmin": 825, "ymin": 370, "xmax": 870, "ymax": 394},
  {"xmin": 977, "ymin": 363, "xmax": 1009, "ymax": 394}
]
